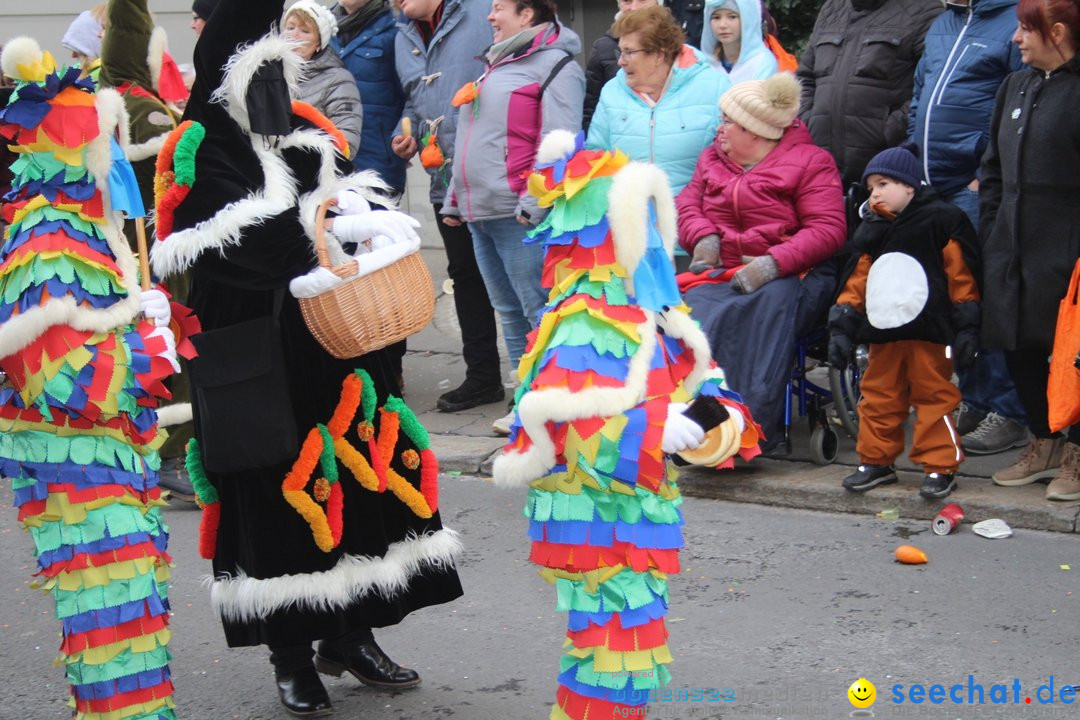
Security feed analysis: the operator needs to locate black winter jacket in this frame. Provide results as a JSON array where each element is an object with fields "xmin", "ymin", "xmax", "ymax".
[
  {"xmin": 584, "ymin": 33, "xmax": 618, "ymax": 132},
  {"xmin": 979, "ymin": 57, "xmax": 1080, "ymax": 350},
  {"xmin": 797, "ymin": 0, "xmax": 943, "ymax": 186}
]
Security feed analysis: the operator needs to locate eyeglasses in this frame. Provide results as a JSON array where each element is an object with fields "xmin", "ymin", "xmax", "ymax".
[{"xmin": 615, "ymin": 47, "xmax": 649, "ymax": 60}]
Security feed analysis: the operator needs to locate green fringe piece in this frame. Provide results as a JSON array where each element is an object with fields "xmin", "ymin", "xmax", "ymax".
[
  {"xmin": 0, "ymin": 428, "xmax": 154, "ymax": 474},
  {"xmin": 51, "ymin": 570, "xmax": 165, "ymax": 619},
  {"xmin": 316, "ymin": 424, "xmax": 338, "ymax": 484},
  {"xmin": 0, "ymin": 254, "xmax": 124, "ymax": 303},
  {"xmin": 28, "ymin": 503, "xmax": 168, "ymax": 556},
  {"xmin": 385, "ymin": 396, "xmax": 430, "ymax": 450},
  {"xmin": 553, "ymin": 568, "xmax": 668, "ymax": 614},
  {"xmin": 354, "ymin": 369, "xmax": 377, "ymax": 423},
  {"xmin": 172, "ymin": 121, "xmax": 205, "ymax": 186},
  {"xmin": 66, "ymin": 645, "xmax": 172, "ymax": 684},
  {"xmin": 526, "ymin": 483, "xmax": 682, "ymax": 526},
  {"xmin": 184, "ymin": 438, "xmax": 219, "ymax": 504},
  {"xmin": 529, "ymin": 176, "xmax": 614, "ymax": 239},
  {"xmin": 5, "ymin": 205, "xmax": 106, "ymax": 241}
]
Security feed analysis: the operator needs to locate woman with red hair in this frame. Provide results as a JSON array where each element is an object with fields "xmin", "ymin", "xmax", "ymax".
[{"xmin": 980, "ymin": 0, "xmax": 1080, "ymax": 497}]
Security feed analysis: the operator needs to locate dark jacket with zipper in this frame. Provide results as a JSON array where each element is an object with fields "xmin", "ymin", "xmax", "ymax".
[
  {"xmin": 583, "ymin": 33, "xmax": 618, "ymax": 132},
  {"xmin": 978, "ymin": 57, "xmax": 1080, "ymax": 350},
  {"xmin": 797, "ymin": 0, "xmax": 943, "ymax": 186},
  {"xmin": 908, "ymin": 0, "xmax": 1022, "ymax": 195}
]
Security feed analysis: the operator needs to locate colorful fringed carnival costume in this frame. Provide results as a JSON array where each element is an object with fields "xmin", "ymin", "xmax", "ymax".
[
  {"xmin": 492, "ymin": 131, "xmax": 762, "ymax": 720},
  {"xmin": 148, "ymin": 0, "xmax": 462, "ymax": 696},
  {"xmin": 0, "ymin": 39, "xmax": 180, "ymax": 719}
]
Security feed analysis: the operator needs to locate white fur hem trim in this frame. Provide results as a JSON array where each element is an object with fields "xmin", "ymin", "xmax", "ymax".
[
  {"xmin": 208, "ymin": 528, "xmax": 463, "ymax": 623},
  {"xmin": 156, "ymin": 402, "xmax": 192, "ymax": 427}
]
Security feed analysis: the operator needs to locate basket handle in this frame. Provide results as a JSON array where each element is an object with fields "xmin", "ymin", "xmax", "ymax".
[{"xmin": 315, "ymin": 197, "xmax": 360, "ymax": 280}]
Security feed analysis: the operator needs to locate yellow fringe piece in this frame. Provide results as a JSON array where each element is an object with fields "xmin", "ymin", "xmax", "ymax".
[
  {"xmin": 67, "ymin": 628, "xmax": 172, "ymax": 666},
  {"xmin": 55, "ymin": 556, "xmax": 160, "ymax": 592}
]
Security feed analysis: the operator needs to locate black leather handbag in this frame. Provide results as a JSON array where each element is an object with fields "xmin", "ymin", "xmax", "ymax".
[{"xmin": 188, "ymin": 292, "xmax": 298, "ymax": 473}]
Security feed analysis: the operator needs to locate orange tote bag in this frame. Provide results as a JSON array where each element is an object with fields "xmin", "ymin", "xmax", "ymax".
[{"xmin": 1048, "ymin": 258, "xmax": 1080, "ymax": 432}]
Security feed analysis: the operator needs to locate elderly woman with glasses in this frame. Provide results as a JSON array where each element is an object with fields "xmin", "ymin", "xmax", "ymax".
[
  {"xmin": 586, "ymin": 5, "xmax": 729, "ymax": 221},
  {"xmin": 676, "ymin": 72, "xmax": 846, "ymax": 450}
]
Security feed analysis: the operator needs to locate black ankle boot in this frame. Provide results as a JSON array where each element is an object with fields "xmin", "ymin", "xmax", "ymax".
[
  {"xmin": 275, "ymin": 665, "xmax": 334, "ymax": 717},
  {"xmin": 315, "ymin": 637, "xmax": 421, "ymax": 689}
]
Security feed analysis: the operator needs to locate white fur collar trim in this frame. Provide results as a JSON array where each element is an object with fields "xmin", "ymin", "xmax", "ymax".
[
  {"xmin": 211, "ymin": 33, "xmax": 303, "ymax": 135},
  {"xmin": 150, "ymin": 139, "xmax": 298, "ymax": 278},
  {"xmin": 492, "ymin": 312, "xmax": 659, "ymax": 488},
  {"xmin": 606, "ymin": 162, "xmax": 678, "ymax": 297},
  {"xmin": 208, "ymin": 528, "xmax": 463, "ymax": 623},
  {"xmin": 126, "ymin": 133, "xmax": 167, "ymax": 163}
]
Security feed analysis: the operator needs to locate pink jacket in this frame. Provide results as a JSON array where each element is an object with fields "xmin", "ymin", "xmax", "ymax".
[{"xmin": 676, "ymin": 121, "xmax": 845, "ymax": 276}]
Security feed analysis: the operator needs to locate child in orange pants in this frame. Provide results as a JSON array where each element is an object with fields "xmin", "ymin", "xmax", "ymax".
[{"xmin": 828, "ymin": 144, "xmax": 980, "ymax": 499}]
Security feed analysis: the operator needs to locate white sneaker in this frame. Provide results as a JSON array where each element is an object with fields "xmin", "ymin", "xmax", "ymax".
[{"xmin": 492, "ymin": 410, "xmax": 515, "ymax": 436}]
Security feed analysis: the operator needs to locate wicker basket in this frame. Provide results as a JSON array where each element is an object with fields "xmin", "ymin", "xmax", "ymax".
[{"xmin": 298, "ymin": 198, "xmax": 435, "ymax": 359}]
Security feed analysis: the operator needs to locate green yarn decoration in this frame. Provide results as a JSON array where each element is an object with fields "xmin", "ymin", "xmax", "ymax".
[
  {"xmin": 354, "ymin": 369, "xmax": 377, "ymax": 423},
  {"xmin": 385, "ymin": 396, "xmax": 430, "ymax": 450},
  {"xmin": 184, "ymin": 438, "xmax": 219, "ymax": 505},
  {"xmin": 316, "ymin": 423, "xmax": 338, "ymax": 483},
  {"xmin": 172, "ymin": 121, "xmax": 205, "ymax": 187}
]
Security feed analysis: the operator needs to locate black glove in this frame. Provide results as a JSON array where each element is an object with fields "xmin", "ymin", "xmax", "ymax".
[
  {"xmin": 952, "ymin": 328, "xmax": 978, "ymax": 370},
  {"xmin": 828, "ymin": 332, "xmax": 853, "ymax": 369},
  {"xmin": 688, "ymin": 234, "xmax": 720, "ymax": 274},
  {"xmin": 827, "ymin": 304, "xmax": 863, "ymax": 369}
]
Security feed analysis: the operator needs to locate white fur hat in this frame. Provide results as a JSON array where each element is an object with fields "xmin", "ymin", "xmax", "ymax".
[{"xmin": 283, "ymin": 0, "xmax": 338, "ymax": 50}]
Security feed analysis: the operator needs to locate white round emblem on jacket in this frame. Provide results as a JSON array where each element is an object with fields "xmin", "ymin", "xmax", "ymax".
[{"xmin": 865, "ymin": 252, "xmax": 929, "ymax": 329}]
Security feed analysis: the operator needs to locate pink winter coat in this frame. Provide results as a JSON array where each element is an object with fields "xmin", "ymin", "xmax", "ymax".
[{"xmin": 676, "ymin": 121, "xmax": 846, "ymax": 276}]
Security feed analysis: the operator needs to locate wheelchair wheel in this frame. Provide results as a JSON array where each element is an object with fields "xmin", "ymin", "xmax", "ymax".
[
  {"xmin": 809, "ymin": 424, "xmax": 839, "ymax": 465},
  {"xmin": 829, "ymin": 362, "xmax": 861, "ymax": 440}
]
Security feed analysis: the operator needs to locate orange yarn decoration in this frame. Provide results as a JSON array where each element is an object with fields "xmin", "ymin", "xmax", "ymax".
[
  {"xmin": 292, "ymin": 100, "xmax": 350, "ymax": 159},
  {"xmin": 281, "ymin": 372, "xmax": 438, "ymax": 551}
]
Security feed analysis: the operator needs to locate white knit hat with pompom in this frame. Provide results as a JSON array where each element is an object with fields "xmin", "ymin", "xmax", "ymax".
[
  {"xmin": 719, "ymin": 72, "xmax": 801, "ymax": 140},
  {"xmin": 283, "ymin": 0, "xmax": 338, "ymax": 51}
]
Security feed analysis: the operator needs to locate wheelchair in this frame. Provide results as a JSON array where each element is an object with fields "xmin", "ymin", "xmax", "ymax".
[{"xmin": 784, "ymin": 328, "xmax": 866, "ymax": 465}]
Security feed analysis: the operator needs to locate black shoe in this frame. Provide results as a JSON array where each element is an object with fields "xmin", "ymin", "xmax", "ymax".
[
  {"xmin": 436, "ymin": 378, "xmax": 505, "ymax": 412},
  {"xmin": 158, "ymin": 457, "xmax": 197, "ymax": 503},
  {"xmin": 919, "ymin": 472, "xmax": 957, "ymax": 499},
  {"xmin": 275, "ymin": 665, "xmax": 334, "ymax": 718},
  {"xmin": 842, "ymin": 464, "xmax": 898, "ymax": 492},
  {"xmin": 315, "ymin": 638, "xmax": 421, "ymax": 690}
]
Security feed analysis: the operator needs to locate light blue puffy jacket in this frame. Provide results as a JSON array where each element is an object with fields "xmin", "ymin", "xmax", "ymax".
[{"xmin": 586, "ymin": 45, "xmax": 730, "ymax": 195}]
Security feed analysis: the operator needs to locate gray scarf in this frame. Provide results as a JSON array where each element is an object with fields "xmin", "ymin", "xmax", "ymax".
[
  {"xmin": 485, "ymin": 23, "xmax": 549, "ymax": 66},
  {"xmin": 334, "ymin": 0, "xmax": 389, "ymax": 45}
]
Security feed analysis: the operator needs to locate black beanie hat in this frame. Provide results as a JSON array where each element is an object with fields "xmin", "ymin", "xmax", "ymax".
[
  {"xmin": 192, "ymin": 0, "xmax": 221, "ymax": 20},
  {"xmin": 862, "ymin": 143, "xmax": 923, "ymax": 189}
]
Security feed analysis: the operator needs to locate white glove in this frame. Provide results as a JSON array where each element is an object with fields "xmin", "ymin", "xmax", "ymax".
[
  {"xmin": 139, "ymin": 288, "xmax": 171, "ymax": 328},
  {"xmin": 335, "ymin": 189, "xmax": 373, "ymax": 215},
  {"xmin": 331, "ymin": 210, "xmax": 421, "ymax": 246},
  {"xmin": 661, "ymin": 403, "xmax": 705, "ymax": 455},
  {"xmin": 148, "ymin": 326, "xmax": 181, "ymax": 374}
]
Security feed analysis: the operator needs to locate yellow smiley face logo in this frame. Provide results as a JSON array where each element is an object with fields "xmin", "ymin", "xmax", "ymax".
[{"xmin": 848, "ymin": 678, "xmax": 876, "ymax": 708}]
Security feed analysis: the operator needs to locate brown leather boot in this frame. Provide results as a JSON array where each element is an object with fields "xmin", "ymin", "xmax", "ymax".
[
  {"xmin": 992, "ymin": 436, "xmax": 1065, "ymax": 486},
  {"xmin": 1045, "ymin": 442, "xmax": 1080, "ymax": 501}
]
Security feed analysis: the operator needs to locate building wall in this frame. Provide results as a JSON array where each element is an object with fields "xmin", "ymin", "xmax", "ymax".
[{"xmin": 1, "ymin": 0, "xmax": 198, "ymax": 68}]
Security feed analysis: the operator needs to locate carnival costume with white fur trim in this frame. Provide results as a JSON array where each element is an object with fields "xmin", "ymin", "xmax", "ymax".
[
  {"xmin": 0, "ymin": 40, "xmax": 178, "ymax": 719},
  {"xmin": 492, "ymin": 131, "xmax": 761, "ymax": 720},
  {"xmin": 149, "ymin": 0, "xmax": 461, "ymax": 649}
]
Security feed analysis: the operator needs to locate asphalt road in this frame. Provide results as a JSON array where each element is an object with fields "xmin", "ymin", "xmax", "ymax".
[{"xmin": 2, "ymin": 474, "xmax": 1079, "ymax": 720}]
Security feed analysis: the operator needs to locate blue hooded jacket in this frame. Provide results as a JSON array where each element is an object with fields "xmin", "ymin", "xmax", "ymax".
[
  {"xmin": 700, "ymin": 0, "xmax": 778, "ymax": 83},
  {"xmin": 907, "ymin": 0, "xmax": 1023, "ymax": 195},
  {"xmin": 333, "ymin": 7, "xmax": 407, "ymax": 194}
]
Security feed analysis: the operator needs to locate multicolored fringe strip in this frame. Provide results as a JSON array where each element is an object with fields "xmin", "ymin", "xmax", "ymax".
[
  {"xmin": 501, "ymin": 134, "xmax": 760, "ymax": 719},
  {"xmin": 1, "ymin": 47, "xmax": 177, "ymax": 719},
  {"xmin": 187, "ymin": 369, "xmax": 440, "ymax": 557}
]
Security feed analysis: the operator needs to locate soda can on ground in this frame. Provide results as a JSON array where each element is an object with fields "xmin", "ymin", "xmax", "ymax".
[{"xmin": 932, "ymin": 503, "xmax": 965, "ymax": 535}]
